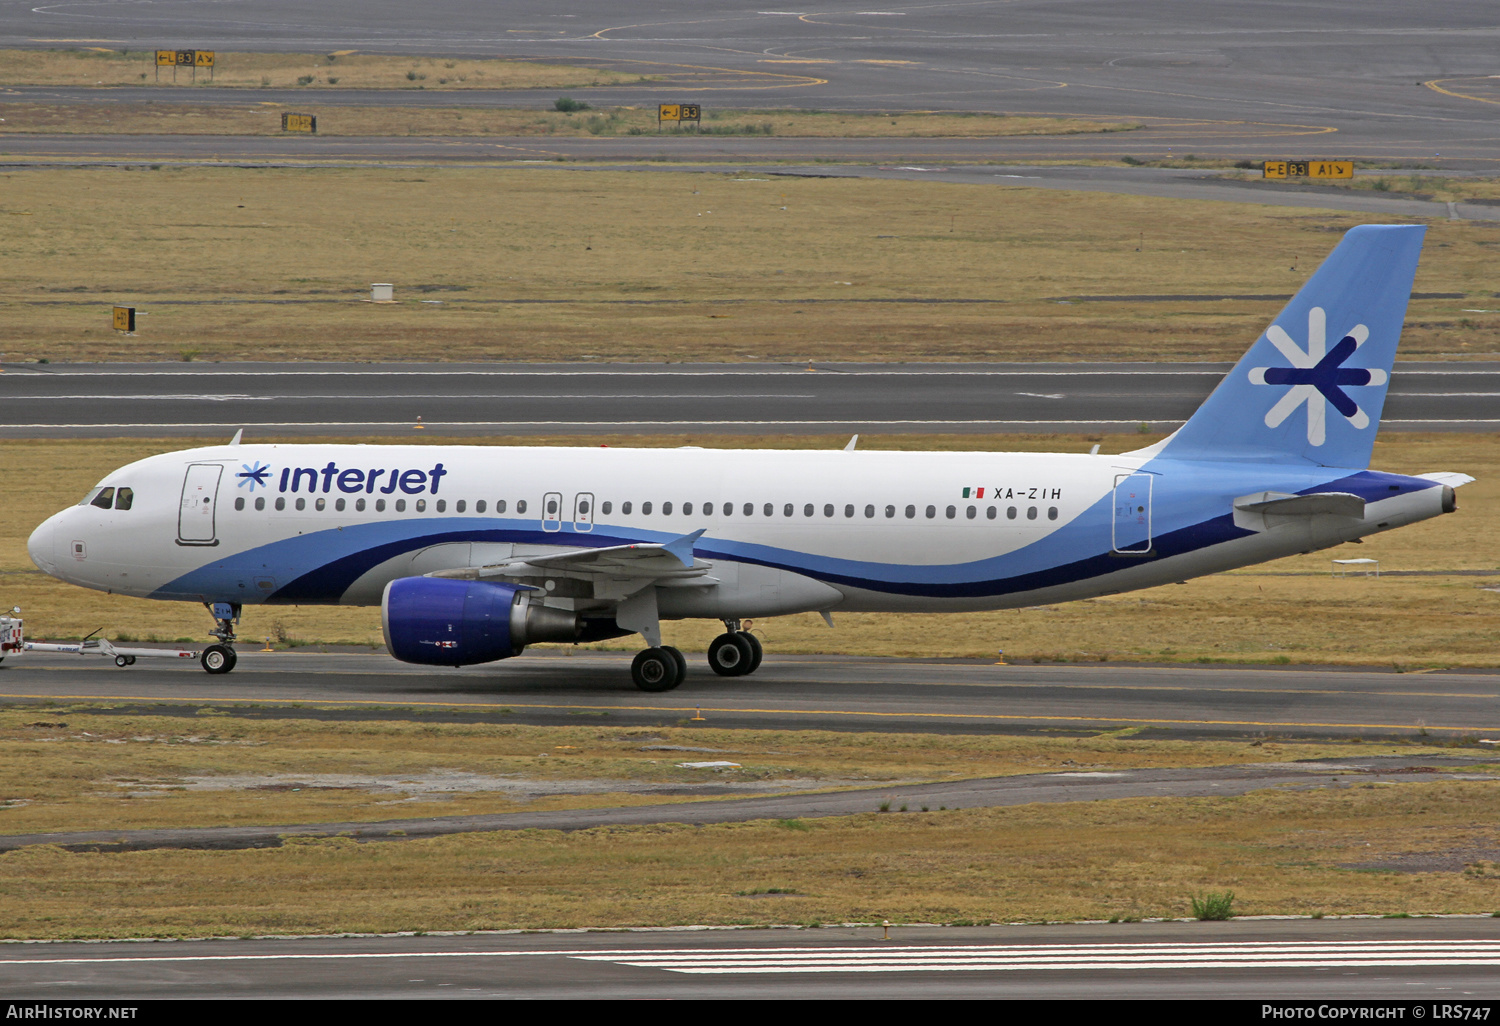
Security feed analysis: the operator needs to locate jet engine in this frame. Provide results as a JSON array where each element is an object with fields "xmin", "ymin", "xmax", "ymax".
[{"xmin": 381, "ymin": 577, "xmax": 582, "ymax": 666}]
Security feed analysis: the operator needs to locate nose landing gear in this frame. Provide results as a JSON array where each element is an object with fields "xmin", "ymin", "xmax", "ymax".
[{"xmin": 201, "ymin": 601, "xmax": 240, "ymax": 675}]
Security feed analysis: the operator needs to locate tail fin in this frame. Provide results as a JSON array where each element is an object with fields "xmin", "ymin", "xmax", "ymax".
[{"xmin": 1140, "ymin": 224, "xmax": 1426, "ymax": 468}]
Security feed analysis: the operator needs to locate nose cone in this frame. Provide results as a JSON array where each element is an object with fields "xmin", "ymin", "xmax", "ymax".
[{"xmin": 27, "ymin": 515, "xmax": 58, "ymax": 575}]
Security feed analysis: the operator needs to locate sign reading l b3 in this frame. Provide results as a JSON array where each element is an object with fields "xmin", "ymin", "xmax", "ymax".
[{"xmin": 1264, "ymin": 160, "xmax": 1354, "ymax": 179}]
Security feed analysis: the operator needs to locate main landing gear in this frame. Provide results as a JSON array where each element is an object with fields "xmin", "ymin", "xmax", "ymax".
[
  {"xmin": 201, "ymin": 601, "xmax": 240, "ymax": 675},
  {"xmin": 630, "ymin": 620, "xmax": 764, "ymax": 692}
]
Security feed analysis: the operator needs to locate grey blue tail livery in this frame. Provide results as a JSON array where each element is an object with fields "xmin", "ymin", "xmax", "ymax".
[{"xmin": 1150, "ymin": 224, "xmax": 1425, "ymax": 469}]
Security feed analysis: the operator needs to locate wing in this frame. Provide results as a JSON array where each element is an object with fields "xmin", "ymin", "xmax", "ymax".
[{"xmin": 426, "ymin": 529, "xmax": 715, "ymax": 599}]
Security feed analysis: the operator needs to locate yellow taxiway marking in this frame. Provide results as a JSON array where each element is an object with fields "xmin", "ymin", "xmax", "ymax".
[
  {"xmin": 1425, "ymin": 78, "xmax": 1500, "ymax": 107},
  {"xmin": 0, "ymin": 692, "xmax": 1491, "ymax": 735}
]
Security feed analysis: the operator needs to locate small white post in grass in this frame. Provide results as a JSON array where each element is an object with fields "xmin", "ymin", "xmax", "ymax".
[{"xmin": 370, "ymin": 283, "xmax": 394, "ymax": 303}]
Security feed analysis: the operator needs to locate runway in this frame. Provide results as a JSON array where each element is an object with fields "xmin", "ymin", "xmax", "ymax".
[
  {"xmin": 1, "ymin": 360, "xmax": 1497, "ymax": 437},
  {"xmin": 3, "ymin": 651, "xmax": 1496, "ymax": 741},
  {"xmin": 3, "ymin": 2, "xmax": 1500, "ymax": 166},
  {"xmin": 3, "ymin": 920, "xmax": 1498, "ymax": 999}
]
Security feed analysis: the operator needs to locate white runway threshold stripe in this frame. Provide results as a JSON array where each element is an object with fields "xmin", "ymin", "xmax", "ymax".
[{"xmin": 568, "ymin": 940, "xmax": 1500, "ymax": 975}]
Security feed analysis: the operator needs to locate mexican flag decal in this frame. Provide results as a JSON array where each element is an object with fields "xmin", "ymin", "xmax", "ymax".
[{"xmin": 961, "ymin": 487, "xmax": 985, "ymax": 498}]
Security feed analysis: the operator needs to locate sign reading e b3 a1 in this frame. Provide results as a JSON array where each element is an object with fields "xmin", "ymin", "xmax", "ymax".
[{"xmin": 1264, "ymin": 160, "xmax": 1354, "ymax": 179}]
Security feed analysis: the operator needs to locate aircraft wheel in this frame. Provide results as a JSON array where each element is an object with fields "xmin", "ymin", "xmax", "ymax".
[
  {"xmin": 126, "ymin": 656, "xmax": 136, "ymax": 666},
  {"xmin": 662, "ymin": 645, "xmax": 687, "ymax": 682},
  {"xmin": 736, "ymin": 631, "xmax": 763, "ymax": 674},
  {"xmin": 708, "ymin": 632, "xmax": 754, "ymax": 677},
  {"xmin": 201, "ymin": 644, "xmax": 237, "ymax": 675},
  {"xmin": 114, "ymin": 655, "xmax": 129, "ymax": 668},
  {"xmin": 632, "ymin": 647, "xmax": 684, "ymax": 692}
]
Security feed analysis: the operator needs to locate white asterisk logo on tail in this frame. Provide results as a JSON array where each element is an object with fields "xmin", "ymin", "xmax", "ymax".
[{"xmin": 1247, "ymin": 307, "xmax": 1386, "ymax": 446}]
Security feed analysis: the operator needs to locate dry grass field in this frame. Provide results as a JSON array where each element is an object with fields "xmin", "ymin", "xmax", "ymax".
[
  {"xmin": 2, "ymin": 166, "xmax": 1498, "ymax": 365},
  {"xmin": 0, "ymin": 102, "xmax": 1132, "ymax": 139},
  {"xmin": 0, "ymin": 709, "xmax": 1427, "ymax": 836},
  {"xmin": 0, "ymin": 49, "xmax": 641, "ymax": 91},
  {"xmin": 2, "ymin": 777, "xmax": 1497, "ymax": 937},
  {"xmin": 1, "ymin": 432, "xmax": 1495, "ymax": 667}
]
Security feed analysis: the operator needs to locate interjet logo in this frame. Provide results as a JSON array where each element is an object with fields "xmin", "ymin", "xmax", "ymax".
[
  {"xmin": 236, "ymin": 461, "xmax": 271, "ymax": 491},
  {"xmin": 1247, "ymin": 306, "xmax": 1386, "ymax": 446}
]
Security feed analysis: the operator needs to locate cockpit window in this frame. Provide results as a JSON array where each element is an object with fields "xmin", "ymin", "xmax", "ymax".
[
  {"xmin": 114, "ymin": 487, "xmax": 133, "ymax": 511},
  {"xmin": 89, "ymin": 487, "xmax": 115, "ymax": 510}
]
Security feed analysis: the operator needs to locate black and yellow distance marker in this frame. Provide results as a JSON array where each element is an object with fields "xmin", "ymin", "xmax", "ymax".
[
  {"xmin": 1263, "ymin": 160, "xmax": 1354, "ymax": 180},
  {"xmin": 112, "ymin": 306, "xmax": 135, "ymax": 334},
  {"xmin": 281, "ymin": 113, "xmax": 317, "ymax": 134}
]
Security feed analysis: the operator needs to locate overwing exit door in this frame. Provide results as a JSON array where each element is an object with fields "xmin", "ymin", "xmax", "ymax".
[
  {"xmin": 573, "ymin": 492, "xmax": 594, "ymax": 532},
  {"xmin": 178, "ymin": 464, "xmax": 223, "ymax": 545}
]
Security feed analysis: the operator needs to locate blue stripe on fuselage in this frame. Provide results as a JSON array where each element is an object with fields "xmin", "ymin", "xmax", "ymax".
[{"xmin": 150, "ymin": 467, "xmax": 1440, "ymax": 604}]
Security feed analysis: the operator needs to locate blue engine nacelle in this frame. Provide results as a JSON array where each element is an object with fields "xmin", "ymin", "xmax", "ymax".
[{"xmin": 382, "ymin": 577, "xmax": 581, "ymax": 667}]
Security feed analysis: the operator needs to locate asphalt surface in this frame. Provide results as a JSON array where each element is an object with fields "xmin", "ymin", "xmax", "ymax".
[
  {"xmin": 3, "ymin": 920, "xmax": 1498, "ymax": 999},
  {"xmin": 4, "ymin": 651, "xmax": 1497, "ymax": 741},
  {"xmin": 4, "ymin": 1, "xmax": 1500, "ymax": 166},
  {"xmin": 4, "ymin": 753, "xmax": 1492, "ymax": 854},
  {"xmin": 1, "ymin": 360, "xmax": 1497, "ymax": 437}
]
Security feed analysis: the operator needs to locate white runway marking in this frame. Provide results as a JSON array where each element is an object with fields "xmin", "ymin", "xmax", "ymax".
[
  {"xmin": 5, "ymin": 940, "xmax": 1496, "ymax": 975},
  {"xmin": 571, "ymin": 940, "xmax": 1500, "ymax": 974}
]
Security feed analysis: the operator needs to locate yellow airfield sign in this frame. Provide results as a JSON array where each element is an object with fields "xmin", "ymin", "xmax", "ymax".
[{"xmin": 1263, "ymin": 160, "xmax": 1354, "ymax": 180}]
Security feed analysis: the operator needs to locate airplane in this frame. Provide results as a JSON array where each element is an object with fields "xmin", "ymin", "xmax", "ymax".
[{"xmin": 25, "ymin": 224, "xmax": 1472, "ymax": 691}]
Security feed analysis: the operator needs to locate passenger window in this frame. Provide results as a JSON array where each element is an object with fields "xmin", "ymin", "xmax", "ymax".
[
  {"xmin": 436, "ymin": 499, "xmax": 446, "ymax": 513},
  {"xmin": 844, "ymin": 504, "xmax": 854, "ymax": 518},
  {"xmin": 335, "ymin": 498, "xmax": 346, "ymax": 512},
  {"xmin": 986, "ymin": 506, "xmax": 996, "ymax": 520},
  {"xmin": 376, "ymin": 498, "xmax": 386, "ymax": 512},
  {"xmin": 495, "ymin": 500, "xmax": 506, "ymax": 513},
  {"xmin": 235, "ymin": 497, "xmax": 245, "ymax": 511},
  {"xmin": 355, "ymin": 498, "xmax": 366, "ymax": 512},
  {"xmin": 516, "ymin": 500, "xmax": 527, "ymax": 514},
  {"xmin": 683, "ymin": 502, "xmax": 694, "ymax": 515},
  {"xmin": 784, "ymin": 504, "xmax": 793, "ymax": 517},
  {"xmin": 724, "ymin": 502, "xmax": 733, "ymax": 516},
  {"xmin": 865, "ymin": 505, "xmax": 875, "ymax": 518},
  {"xmin": 316, "ymin": 498, "xmax": 326, "ymax": 511},
  {"xmin": 946, "ymin": 505, "xmax": 956, "ymax": 519},
  {"xmin": 905, "ymin": 505, "xmax": 916, "ymax": 519},
  {"xmin": 295, "ymin": 498, "xmax": 306, "ymax": 511},
  {"xmin": 395, "ymin": 499, "xmax": 406, "ymax": 512},
  {"xmin": 417, "ymin": 499, "xmax": 427, "ymax": 512},
  {"xmin": 824, "ymin": 504, "xmax": 835, "ymax": 518},
  {"xmin": 966, "ymin": 505, "xmax": 976, "ymax": 520},
  {"xmin": 546, "ymin": 498, "xmax": 558, "ymax": 515},
  {"xmin": 255, "ymin": 497, "xmax": 265, "ymax": 511},
  {"xmin": 276, "ymin": 497, "xmax": 286, "ymax": 511},
  {"xmin": 1048, "ymin": 506, "xmax": 1059, "ymax": 520},
  {"xmin": 885, "ymin": 505, "xmax": 895, "ymax": 518},
  {"xmin": 747, "ymin": 503, "xmax": 757, "ymax": 516},
  {"xmin": 663, "ymin": 501, "xmax": 673, "ymax": 515},
  {"xmin": 476, "ymin": 500, "xmax": 487, "ymax": 513},
  {"xmin": 622, "ymin": 501, "xmax": 633, "ymax": 514},
  {"xmin": 642, "ymin": 501, "xmax": 653, "ymax": 515},
  {"xmin": 1027, "ymin": 506, "xmax": 1038, "ymax": 520},
  {"xmin": 455, "ymin": 500, "xmax": 465, "ymax": 513},
  {"xmin": 925, "ymin": 505, "xmax": 936, "ymax": 519},
  {"xmin": 804, "ymin": 504, "xmax": 814, "ymax": 517},
  {"xmin": 1007, "ymin": 506, "xmax": 1017, "ymax": 519},
  {"xmin": 115, "ymin": 488, "xmax": 133, "ymax": 511},
  {"xmin": 602, "ymin": 501, "xmax": 612, "ymax": 515},
  {"xmin": 90, "ymin": 487, "xmax": 114, "ymax": 510}
]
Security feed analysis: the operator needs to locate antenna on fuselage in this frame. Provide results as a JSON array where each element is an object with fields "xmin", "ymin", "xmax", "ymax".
[
  {"xmin": 843, "ymin": 434, "xmax": 858, "ymax": 451},
  {"xmin": 229, "ymin": 429, "xmax": 243, "ymax": 446}
]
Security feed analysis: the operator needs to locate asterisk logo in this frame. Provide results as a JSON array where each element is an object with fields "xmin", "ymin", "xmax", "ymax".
[
  {"xmin": 1248, "ymin": 306, "xmax": 1386, "ymax": 446},
  {"xmin": 236, "ymin": 461, "xmax": 270, "ymax": 491}
]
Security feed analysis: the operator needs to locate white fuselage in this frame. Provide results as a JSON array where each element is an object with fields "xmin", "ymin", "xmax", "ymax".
[{"xmin": 27, "ymin": 443, "xmax": 1452, "ymax": 623}]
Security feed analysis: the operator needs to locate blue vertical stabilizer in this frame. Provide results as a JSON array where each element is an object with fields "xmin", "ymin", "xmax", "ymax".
[{"xmin": 1141, "ymin": 224, "xmax": 1426, "ymax": 468}]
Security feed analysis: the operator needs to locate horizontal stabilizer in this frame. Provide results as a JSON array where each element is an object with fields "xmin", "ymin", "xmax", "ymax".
[
  {"xmin": 1416, "ymin": 471, "xmax": 1476, "ymax": 488},
  {"xmin": 1234, "ymin": 491, "xmax": 1366, "ymax": 518}
]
